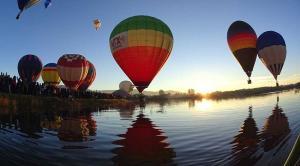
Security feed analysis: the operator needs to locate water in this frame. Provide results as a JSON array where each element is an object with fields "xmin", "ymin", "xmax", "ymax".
[{"xmin": 0, "ymin": 90, "xmax": 299, "ymax": 166}]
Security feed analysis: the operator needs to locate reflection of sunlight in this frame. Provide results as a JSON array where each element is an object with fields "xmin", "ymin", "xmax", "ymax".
[{"xmin": 196, "ymin": 99, "xmax": 213, "ymax": 111}]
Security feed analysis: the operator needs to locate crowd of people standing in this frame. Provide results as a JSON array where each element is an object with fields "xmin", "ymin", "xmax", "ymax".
[{"xmin": 0, "ymin": 72, "xmax": 116, "ymax": 99}]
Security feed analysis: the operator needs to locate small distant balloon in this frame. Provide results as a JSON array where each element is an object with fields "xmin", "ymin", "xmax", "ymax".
[
  {"xmin": 44, "ymin": 0, "xmax": 52, "ymax": 8},
  {"xmin": 119, "ymin": 81, "xmax": 134, "ymax": 93},
  {"xmin": 93, "ymin": 19, "xmax": 101, "ymax": 30},
  {"xmin": 257, "ymin": 31, "xmax": 286, "ymax": 87},
  {"xmin": 16, "ymin": 0, "xmax": 41, "ymax": 20}
]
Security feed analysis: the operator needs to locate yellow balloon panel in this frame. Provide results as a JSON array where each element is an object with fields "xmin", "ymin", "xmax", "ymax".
[{"xmin": 42, "ymin": 69, "xmax": 61, "ymax": 86}]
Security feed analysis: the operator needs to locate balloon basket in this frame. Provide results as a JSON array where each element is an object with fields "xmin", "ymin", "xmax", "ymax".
[{"xmin": 248, "ymin": 79, "xmax": 252, "ymax": 84}]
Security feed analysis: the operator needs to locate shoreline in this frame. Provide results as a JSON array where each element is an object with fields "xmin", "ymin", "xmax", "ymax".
[
  {"xmin": 205, "ymin": 82, "xmax": 300, "ymax": 100},
  {"xmin": 0, "ymin": 82, "xmax": 299, "ymax": 112}
]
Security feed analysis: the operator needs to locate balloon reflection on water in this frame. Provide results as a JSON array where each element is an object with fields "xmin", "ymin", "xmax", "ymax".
[
  {"xmin": 261, "ymin": 104, "xmax": 290, "ymax": 151},
  {"xmin": 0, "ymin": 99, "xmax": 98, "ymax": 142},
  {"xmin": 230, "ymin": 97, "xmax": 291, "ymax": 165},
  {"xmin": 58, "ymin": 117, "xmax": 90, "ymax": 142},
  {"xmin": 112, "ymin": 114, "xmax": 175, "ymax": 165},
  {"xmin": 118, "ymin": 104, "xmax": 136, "ymax": 120},
  {"xmin": 231, "ymin": 106, "xmax": 262, "ymax": 165},
  {"xmin": 57, "ymin": 110, "xmax": 97, "ymax": 142}
]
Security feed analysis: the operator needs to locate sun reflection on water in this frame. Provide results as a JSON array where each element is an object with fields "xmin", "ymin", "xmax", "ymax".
[{"xmin": 195, "ymin": 99, "xmax": 213, "ymax": 111}]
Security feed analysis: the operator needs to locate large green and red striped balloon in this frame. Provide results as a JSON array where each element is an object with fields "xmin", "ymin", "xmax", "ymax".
[{"xmin": 110, "ymin": 15, "xmax": 173, "ymax": 93}]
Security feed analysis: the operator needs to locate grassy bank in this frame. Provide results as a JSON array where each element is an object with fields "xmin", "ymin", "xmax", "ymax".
[{"xmin": 0, "ymin": 93, "xmax": 133, "ymax": 113}]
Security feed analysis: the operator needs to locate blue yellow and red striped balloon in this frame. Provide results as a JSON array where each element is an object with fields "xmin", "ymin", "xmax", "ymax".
[{"xmin": 41, "ymin": 63, "xmax": 61, "ymax": 86}]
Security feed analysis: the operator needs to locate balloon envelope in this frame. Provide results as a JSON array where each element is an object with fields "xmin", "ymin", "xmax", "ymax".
[
  {"xmin": 78, "ymin": 61, "xmax": 96, "ymax": 91},
  {"xmin": 17, "ymin": 0, "xmax": 40, "ymax": 19},
  {"xmin": 18, "ymin": 54, "xmax": 42, "ymax": 84},
  {"xmin": 110, "ymin": 15, "xmax": 173, "ymax": 93},
  {"xmin": 57, "ymin": 54, "xmax": 89, "ymax": 90},
  {"xmin": 257, "ymin": 31, "xmax": 286, "ymax": 82},
  {"xmin": 44, "ymin": 0, "xmax": 51, "ymax": 8},
  {"xmin": 227, "ymin": 21, "xmax": 257, "ymax": 83},
  {"xmin": 18, "ymin": 0, "xmax": 40, "ymax": 10},
  {"xmin": 93, "ymin": 19, "xmax": 101, "ymax": 30},
  {"xmin": 41, "ymin": 63, "xmax": 61, "ymax": 86},
  {"xmin": 119, "ymin": 81, "xmax": 133, "ymax": 93}
]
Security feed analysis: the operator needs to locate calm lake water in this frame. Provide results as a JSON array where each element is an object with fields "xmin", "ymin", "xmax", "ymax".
[{"xmin": 0, "ymin": 90, "xmax": 300, "ymax": 166}]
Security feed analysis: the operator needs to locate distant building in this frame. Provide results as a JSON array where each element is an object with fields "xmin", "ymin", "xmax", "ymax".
[{"xmin": 112, "ymin": 90, "xmax": 130, "ymax": 98}]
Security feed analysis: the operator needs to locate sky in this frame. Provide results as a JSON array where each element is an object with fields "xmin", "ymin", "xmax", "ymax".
[{"xmin": 0, "ymin": 0, "xmax": 299, "ymax": 93}]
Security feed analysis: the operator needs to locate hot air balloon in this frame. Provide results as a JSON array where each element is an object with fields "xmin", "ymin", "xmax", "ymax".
[
  {"xmin": 16, "ymin": 0, "xmax": 40, "ymax": 20},
  {"xmin": 257, "ymin": 31, "xmax": 286, "ymax": 87},
  {"xmin": 44, "ymin": 0, "xmax": 51, "ymax": 8},
  {"xmin": 93, "ymin": 19, "xmax": 101, "ymax": 30},
  {"xmin": 57, "ymin": 54, "xmax": 89, "ymax": 90},
  {"xmin": 78, "ymin": 61, "xmax": 96, "ymax": 91},
  {"xmin": 110, "ymin": 15, "xmax": 173, "ymax": 93},
  {"xmin": 41, "ymin": 63, "xmax": 61, "ymax": 86},
  {"xmin": 119, "ymin": 80, "xmax": 134, "ymax": 93},
  {"xmin": 227, "ymin": 21, "xmax": 258, "ymax": 84},
  {"xmin": 18, "ymin": 54, "xmax": 42, "ymax": 84}
]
